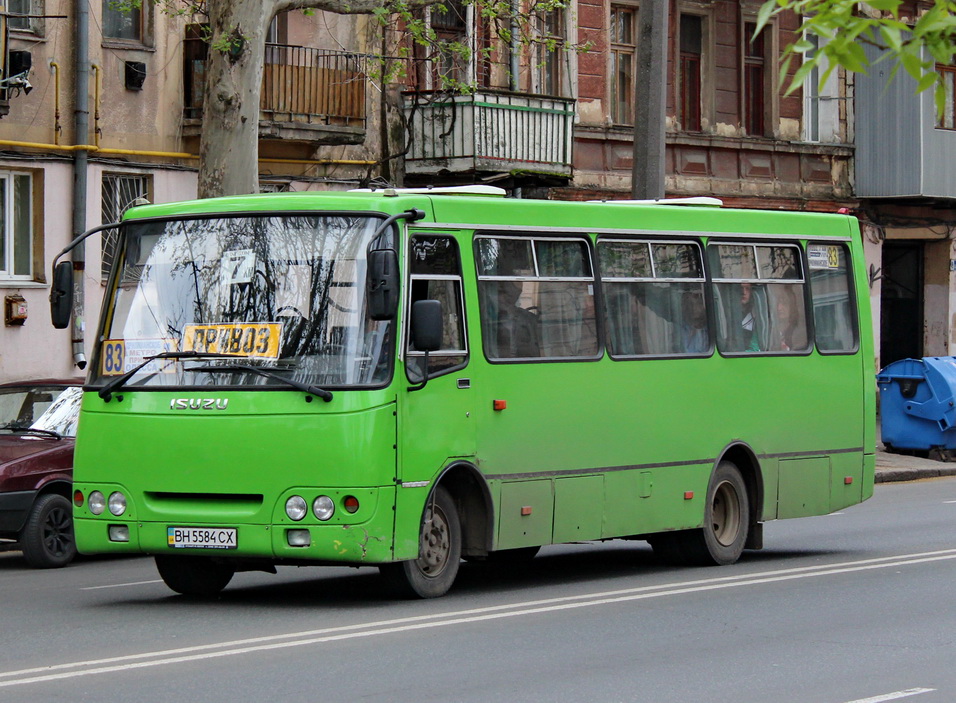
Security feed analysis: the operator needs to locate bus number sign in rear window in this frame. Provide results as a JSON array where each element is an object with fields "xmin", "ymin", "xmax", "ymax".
[{"xmin": 182, "ymin": 323, "xmax": 283, "ymax": 359}]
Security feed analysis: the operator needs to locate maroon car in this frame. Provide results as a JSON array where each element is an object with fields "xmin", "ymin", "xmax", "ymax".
[{"xmin": 0, "ymin": 379, "xmax": 82, "ymax": 568}]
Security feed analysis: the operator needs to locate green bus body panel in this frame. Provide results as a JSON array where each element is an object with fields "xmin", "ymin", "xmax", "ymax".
[
  {"xmin": 73, "ymin": 391, "xmax": 399, "ymax": 563},
  {"xmin": 70, "ymin": 193, "xmax": 877, "ymax": 567}
]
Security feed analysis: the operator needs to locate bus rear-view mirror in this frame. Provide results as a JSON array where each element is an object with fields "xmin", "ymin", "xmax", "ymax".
[
  {"xmin": 367, "ymin": 249, "xmax": 399, "ymax": 320},
  {"xmin": 50, "ymin": 260, "xmax": 73, "ymax": 329},
  {"xmin": 411, "ymin": 299, "xmax": 443, "ymax": 352}
]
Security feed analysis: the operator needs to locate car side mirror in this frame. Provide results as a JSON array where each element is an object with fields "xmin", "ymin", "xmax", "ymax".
[
  {"xmin": 411, "ymin": 299, "xmax": 442, "ymax": 352},
  {"xmin": 366, "ymin": 249, "xmax": 399, "ymax": 321},
  {"xmin": 50, "ymin": 260, "xmax": 73, "ymax": 329}
]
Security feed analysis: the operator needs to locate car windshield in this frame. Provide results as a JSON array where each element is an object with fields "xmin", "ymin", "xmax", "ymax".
[
  {"xmin": 92, "ymin": 213, "xmax": 395, "ymax": 390},
  {"xmin": 0, "ymin": 385, "xmax": 82, "ymax": 438}
]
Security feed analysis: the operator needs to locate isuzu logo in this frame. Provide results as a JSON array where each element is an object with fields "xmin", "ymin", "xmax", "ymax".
[{"xmin": 170, "ymin": 398, "xmax": 229, "ymax": 410}]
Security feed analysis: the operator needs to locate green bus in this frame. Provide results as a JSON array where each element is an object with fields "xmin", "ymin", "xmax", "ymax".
[{"xmin": 52, "ymin": 187, "xmax": 874, "ymax": 598}]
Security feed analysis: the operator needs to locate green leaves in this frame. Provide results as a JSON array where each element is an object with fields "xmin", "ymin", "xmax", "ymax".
[{"xmin": 763, "ymin": 0, "xmax": 956, "ymax": 116}]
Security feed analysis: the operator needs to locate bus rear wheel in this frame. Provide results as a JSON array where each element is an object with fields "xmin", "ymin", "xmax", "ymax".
[
  {"xmin": 380, "ymin": 487, "xmax": 461, "ymax": 598},
  {"xmin": 651, "ymin": 461, "xmax": 749, "ymax": 567},
  {"xmin": 685, "ymin": 461, "xmax": 749, "ymax": 565},
  {"xmin": 155, "ymin": 555, "xmax": 235, "ymax": 597}
]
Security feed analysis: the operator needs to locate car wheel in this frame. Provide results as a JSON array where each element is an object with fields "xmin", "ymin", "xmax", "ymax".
[{"xmin": 21, "ymin": 493, "xmax": 77, "ymax": 568}]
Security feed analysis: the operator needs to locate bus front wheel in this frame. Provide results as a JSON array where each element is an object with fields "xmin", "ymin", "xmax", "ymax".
[
  {"xmin": 155, "ymin": 555, "xmax": 235, "ymax": 597},
  {"xmin": 380, "ymin": 487, "xmax": 461, "ymax": 598}
]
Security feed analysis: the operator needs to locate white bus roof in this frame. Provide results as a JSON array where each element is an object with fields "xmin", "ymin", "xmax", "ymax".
[
  {"xmin": 588, "ymin": 197, "xmax": 723, "ymax": 207},
  {"xmin": 348, "ymin": 185, "xmax": 507, "ymax": 197}
]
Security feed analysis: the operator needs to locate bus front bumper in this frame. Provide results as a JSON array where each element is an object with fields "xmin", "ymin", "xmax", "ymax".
[{"xmin": 73, "ymin": 512, "xmax": 397, "ymax": 564}]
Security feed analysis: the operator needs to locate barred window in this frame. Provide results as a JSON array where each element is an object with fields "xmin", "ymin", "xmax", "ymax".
[{"xmin": 101, "ymin": 173, "xmax": 150, "ymax": 279}]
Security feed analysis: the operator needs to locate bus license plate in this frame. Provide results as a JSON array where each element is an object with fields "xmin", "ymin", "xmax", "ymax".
[{"xmin": 167, "ymin": 527, "xmax": 237, "ymax": 550}]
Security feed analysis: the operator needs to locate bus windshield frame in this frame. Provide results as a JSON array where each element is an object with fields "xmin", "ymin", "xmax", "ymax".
[{"xmin": 90, "ymin": 211, "xmax": 397, "ymax": 392}]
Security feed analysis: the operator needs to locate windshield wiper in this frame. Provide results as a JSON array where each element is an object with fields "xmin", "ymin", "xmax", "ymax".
[
  {"xmin": 98, "ymin": 351, "xmax": 247, "ymax": 402},
  {"xmin": 0, "ymin": 424, "xmax": 62, "ymax": 439},
  {"xmin": 187, "ymin": 364, "xmax": 333, "ymax": 402}
]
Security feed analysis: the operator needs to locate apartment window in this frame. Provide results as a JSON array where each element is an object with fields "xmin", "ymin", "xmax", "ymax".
[
  {"xmin": 938, "ymin": 65, "xmax": 956, "ymax": 130},
  {"xmin": 101, "ymin": 174, "xmax": 149, "ymax": 279},
  {"xmin": 610, "ymin": 5, "xmax": 637, "ymax": 124},
  {"xmin": 533, "ymin": 8, "xmax": 564, "ymax": 96},
  {"xmin": 680, "ymin": 14, "xmax": 702, "ymax": 131},
  {"xmin": 743, "ymin": 22, "xmax": 767, "ymax": 136},
  {"xmin": 0, "ymin": 172, "xmax": 33, "ymax": 280},
  {"xmin": 803, "ymin": 34, "xmax": 821, "ymax": 141},
  {"xmin": 416, "ymin": 0, "xmax": 468, "ymax": 89},
  {"xmin": 103, "ymin": 0, "xmax": 144, "ymax": 42},
  {"xmin": 8, "ymin": 0, "xmax": 42, "ymax": 34}
]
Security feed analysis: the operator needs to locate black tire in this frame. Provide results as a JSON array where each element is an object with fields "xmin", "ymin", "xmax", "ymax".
[
  {"xmin": 486, "ymin": 546, "xmax": 540, "ymax": 565},
  {"xmin": 20, "ymin": 493, "xmax": 76, "ymax": 569},
  {"xmin": 648, "ymin": 532, "xmax": 689, "ymax": 566},
  {"xmin": 678, "ymin": 461, "xmax": 750, "ymax": 566},
  {"xmin": 155, "ymin": 556, "xmax": 235, "ymax": 597},
  {"xmin": 380, "ymin": 487, "xmax": 461, "ymax": 598}
]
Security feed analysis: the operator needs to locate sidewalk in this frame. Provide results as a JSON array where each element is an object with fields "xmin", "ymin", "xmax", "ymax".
[
  {"xmin": 875, "ymin": 442, "xmax": 956, "ymax": 483},
  {"xmin": 873, "ymin": 416, "xmax": 956, "ymax": 482}
]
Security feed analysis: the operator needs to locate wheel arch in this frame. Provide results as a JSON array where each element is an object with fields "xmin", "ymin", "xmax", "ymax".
[
  {"xmin": 34, "ymin": 477, "xmax": 72, "ymax": 502},
  {"xmin": 432, "ymin": 461, "xmax": 494, "ymax": 558},
  {"xmin": 715, "ymin": 442, "xmax": 763, "ymax": 526}
]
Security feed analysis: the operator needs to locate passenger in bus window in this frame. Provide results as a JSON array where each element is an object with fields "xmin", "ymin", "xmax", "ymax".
[
  {"xmin": 680, "ymin": 291, "xmax": 708, "ymax": 353},
  {"xmin": 739, "ymin": 283, "xmax": 761, "ymax": 352},
  {"xmin": 494, "ymin": 280, "xmax": 540, "ymax": 358},
  {"xmin": 770, "ymin": 284, "xmax": 807, "ymax": 352}
]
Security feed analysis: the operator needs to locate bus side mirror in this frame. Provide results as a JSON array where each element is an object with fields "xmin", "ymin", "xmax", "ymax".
[
  {"xmin": 367, "ymin": 249, "xmax": 399, "ymax": 320},
  {"xmin": 50, "ymin": 260, "xmax": 73, "ymax": 329},
  {"xmin": 411, "ymin": 299, "xmax": 442, "ymax": 352}
]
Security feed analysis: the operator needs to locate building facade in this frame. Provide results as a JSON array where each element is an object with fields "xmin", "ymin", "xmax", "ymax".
[
  {"xmin": 0, "ymin": 2, "xmax": 379, "ymax": 381},
  {"xmin": 1, "ymin": 0, "xmax": 947, "ymax": 381}
]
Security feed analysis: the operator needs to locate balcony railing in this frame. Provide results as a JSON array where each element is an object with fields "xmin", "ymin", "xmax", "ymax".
[
  {"xmin": 183, "ymin": 40, "xmax": 367, "ymax": 142},
  {"xmin": 403, "ymin": 90, "xmax": 575, "ymax": 177}
]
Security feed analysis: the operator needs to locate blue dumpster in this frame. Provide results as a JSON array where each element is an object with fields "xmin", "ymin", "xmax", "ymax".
[{"xmin": 877, "ymin": 356, "xmax": 956, "ymax": 452}]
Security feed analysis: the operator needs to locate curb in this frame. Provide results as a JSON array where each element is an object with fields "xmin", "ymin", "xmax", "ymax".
[{"xmin": 876, "ymin": 465, "xmax": 956, "ymax": 483}]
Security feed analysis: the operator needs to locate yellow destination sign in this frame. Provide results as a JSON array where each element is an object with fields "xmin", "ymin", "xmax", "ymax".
[{"xmin": 182, "ymin": 322, "xmax": 283, "ymax": 359}]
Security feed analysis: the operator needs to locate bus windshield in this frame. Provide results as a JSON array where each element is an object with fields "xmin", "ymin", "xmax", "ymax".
[{"xmin": 92, "ymin": 214, "xmax": 394, "ymax": 390}]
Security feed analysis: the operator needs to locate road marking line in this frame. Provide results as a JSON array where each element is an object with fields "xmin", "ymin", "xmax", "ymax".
[
  {"xmin": 843, "ymin": 688, "xmax": 936, "ymax": 703},
  {"xmin": 5, "ymin": 548, "xmax": 956, "ymax": 687},
  {"xmin": 80, "ymin": 580, "xmax": 163, "ymax": 591}
]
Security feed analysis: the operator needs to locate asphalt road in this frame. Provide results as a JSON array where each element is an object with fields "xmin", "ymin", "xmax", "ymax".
[{"xmin": 2, "ymin": 477, "xmax": 956, "ymax": 703}]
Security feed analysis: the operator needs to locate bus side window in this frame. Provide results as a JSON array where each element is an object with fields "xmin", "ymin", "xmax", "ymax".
[
  {"xmin": 476, "ymin": 236, "xmax": 598, "ymax": 360},
  {"xmin": 598, "ymin": 239, "xmax": 709, "ymax": 357},
  {"xmin": 807, "ymin": 243, "xmax": 857, "ymax": 353},
  {"xmin": 709, "ymin": 243, "xmax": 809, "ymax": 354},
  {"xmin": 406, "ymin": 236, "xmax": 468, "ymax": 382}
]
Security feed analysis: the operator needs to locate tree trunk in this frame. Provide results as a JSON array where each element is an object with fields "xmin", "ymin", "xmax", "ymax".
[{"xmin": 198, "ymin": 0, "xmax": 277, "ymax": 198}]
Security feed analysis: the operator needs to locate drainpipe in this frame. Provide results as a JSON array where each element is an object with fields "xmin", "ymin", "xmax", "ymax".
[{"xmin": 71, "ymin": 0, "xmax": 88, "ymax": 369}]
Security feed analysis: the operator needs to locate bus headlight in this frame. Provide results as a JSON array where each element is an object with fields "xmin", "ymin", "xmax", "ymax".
[
  {"xmin": 89, "ymin": 491, "xmax": 106, "ymax": 516},
  {"xmin": 108, "ymin": 492, "xmax": 127, "ymax": 516},
  {"xmin": 285, "ymin": 495, "xmax": 307, "ymax": 521},
  {"xmin": 312, "ymin": 495, "xmax": 334, "ymax": 521}
]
